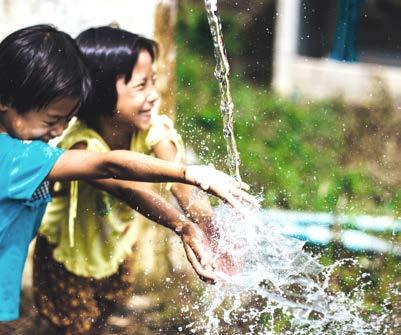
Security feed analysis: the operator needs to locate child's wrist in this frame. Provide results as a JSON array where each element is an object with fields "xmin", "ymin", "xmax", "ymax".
[
  {"xmin": 173, "ymin": 214, "xmax": 187, "ymax": 236},
  {"xmin": 183, "ymin": 165, "xmax": 201, "ymax": 187},
  {"xmin": 183, "ymin": 165, "xmax": 192, "ymax": 185},
  {"xmin": 174, "ymin": 219, "xmax": 194, "ymax": 237}
]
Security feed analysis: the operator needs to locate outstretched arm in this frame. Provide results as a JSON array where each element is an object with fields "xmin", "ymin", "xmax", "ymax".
[
  {"xmin": 88, "ymin": 177, "xmax": 215, "ymax": 282},
  {"xmin": 52, "ymin": 141, "xmax": 215, "ymax": 282},
  {"xmin": 48, "ymin": 149, "xmax": 186, "ymax": 183},
  {"xmin": 153, "ymin": 138, "xmax": 238, "ymax": 275},
  {"xmin": 153, "ymin": 139, "xmax": 216, "ymax": 237},
  {"xmin": 47, "ymin": 148, "xmax": 257, "ymax": 211}
]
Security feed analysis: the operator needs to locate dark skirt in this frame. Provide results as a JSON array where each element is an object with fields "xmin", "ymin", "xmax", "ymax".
[{"xmin": 33, "ymin": 234, "xmax": 136, "ymax": 335}]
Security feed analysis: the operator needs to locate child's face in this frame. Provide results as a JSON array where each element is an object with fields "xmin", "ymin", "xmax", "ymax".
[
  {"xmin": 0, "ymin": 98, "xmax": 78, "ymax": 142},
  {"xmin": 115, "ymin": 49, "xmax": 159, "ymax": 131}
]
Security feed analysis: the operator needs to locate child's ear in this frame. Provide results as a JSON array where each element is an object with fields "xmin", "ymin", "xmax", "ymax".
[
  {"xmin": 115, "ymin": 75, "xmax": 127, "ymax": 94},
  {"xmin": 0, "ymin": 104, "xmax": 8, "ymax": 113}
]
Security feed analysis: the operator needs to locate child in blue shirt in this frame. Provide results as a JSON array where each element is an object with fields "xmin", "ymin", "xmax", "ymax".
[{"xmin": 0, "ymin": 25, "xmax": 254, "ymax": 321}]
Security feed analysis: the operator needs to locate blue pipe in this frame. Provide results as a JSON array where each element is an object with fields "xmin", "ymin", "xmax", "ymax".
[{"xmin": 259, "ymin": 209, "xmax": 401, "ymax": 256}]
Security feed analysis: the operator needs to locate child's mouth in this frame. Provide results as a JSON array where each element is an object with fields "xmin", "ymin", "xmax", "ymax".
[{"xmin": 138, "ymin": 110, "xmax": 152, "ymax": 119}]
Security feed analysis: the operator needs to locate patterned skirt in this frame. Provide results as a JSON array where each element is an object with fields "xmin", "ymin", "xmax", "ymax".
[{"xmin": 33, "ymin": 234, "xmax": 136, "ymax": 335}]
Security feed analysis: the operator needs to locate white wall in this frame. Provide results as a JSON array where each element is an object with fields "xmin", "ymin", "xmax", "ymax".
[
  {"xmin": 0, "ymin": 0, "xmax": 159, "ymax": 39},
  {"xmin": 272, "ymin": 0, "xmax": 301, "ymax": 96},
  {"xmin": 272, "ymin": 0, "xmax": 401, "ymax": 103}
]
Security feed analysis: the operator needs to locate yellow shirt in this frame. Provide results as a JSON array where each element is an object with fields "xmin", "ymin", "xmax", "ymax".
[{"xmin": 39, "ymin": 115, "xmax": 184, "ymax": 279}]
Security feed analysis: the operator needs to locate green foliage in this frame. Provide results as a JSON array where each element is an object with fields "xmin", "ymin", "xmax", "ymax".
[
  {"xmin": 176, "ymin": 3, "xmax": 401, "ymax": 329},
  {"xmin": 176, "ymin": 1, "xmax": 401, "ymax": 217},
  {"xmin": 177, "ymin": 47, "xmax": 393, "ymax": 215}
]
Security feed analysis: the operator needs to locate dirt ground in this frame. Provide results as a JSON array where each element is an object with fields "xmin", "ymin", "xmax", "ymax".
[
  {"xmin": 0, "ymin": 242, "xmax": 204, "ymax": 335},
  {"xmin": 0, "ymin": 286, "xmax": 201, "ymax": 335}
]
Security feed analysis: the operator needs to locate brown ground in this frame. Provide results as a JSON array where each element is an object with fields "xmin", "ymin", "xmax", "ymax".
[
  {"xmin": 0, "ymin": 241, "xmax": 204, "ymax": 335},
  {"xmin": 0, "ymin": 284, "xmax": 201, "ymax": 335}
]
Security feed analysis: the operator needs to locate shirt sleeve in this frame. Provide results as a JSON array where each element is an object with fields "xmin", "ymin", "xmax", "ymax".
[
  {"xmin": 145, "ymin": 115, "xmax": 186, "ymax": 192},
  {"xmin": 146, "ymin": 115, "xmax": 185, "ymax": 164},
  {"xmin": 6, "ymin": 140, "xmax": 64, "ymax": 200}
]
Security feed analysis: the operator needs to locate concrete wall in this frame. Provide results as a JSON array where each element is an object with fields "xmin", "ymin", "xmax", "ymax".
[
  {"xmin": 272, "ymin": 0, "xmax": 401, "ymax": 103},
  {"xmin": 0, "ymin": 0, "xmax": 158, "ymax": 39}
]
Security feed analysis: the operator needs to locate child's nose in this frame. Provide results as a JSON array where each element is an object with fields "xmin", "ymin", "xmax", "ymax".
[
  {"xmin": 147, "ymin": 87, "xmax": 159, "ymax": 104},
  {"xmin": 49, "ymin": 123, "xmax": 66, "ymax": 138}
]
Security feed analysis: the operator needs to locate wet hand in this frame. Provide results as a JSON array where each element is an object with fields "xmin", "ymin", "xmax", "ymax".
[
  {"xmin": 178, "ymin": 221, "xmax": 217, "ymax": 283},
  {"xmin": 184, "ymin": 165, "xmax": 259, "ymax": 213}
]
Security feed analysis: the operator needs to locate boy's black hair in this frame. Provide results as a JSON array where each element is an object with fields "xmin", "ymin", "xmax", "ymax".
[
  {"xmin": 75, "ymin": 26, "xmax": 158, "ymax": 127},
  {"xmin": 0, "ymin": 24, "xmax": 90, "ymax": 114}
]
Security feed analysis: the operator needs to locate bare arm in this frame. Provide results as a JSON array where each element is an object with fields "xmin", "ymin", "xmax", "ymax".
[
  {"xmin": 153, "ymin": 139, "xmax": 216, "ymax": 234},
  {"xmin": 48, "ymin": 149, "xmax": 186, "ymax": 183},
  {"xmin": 52, "ymin": 142, "xmax": 215, "ymax": 281},
  {"xmin": 154, "ymin": 139, "xmax": 238, "ymax": 275},
  {"xmin": 89, "ymin": 178, "xmax": 215, "ymax": 282},
  {"xmin": 89, "ymin": 178, "xmax": 185, "ymax": 233},
  {"xmin": 48, "ymin": 145, "xmax": 257, "ymax": 212}
]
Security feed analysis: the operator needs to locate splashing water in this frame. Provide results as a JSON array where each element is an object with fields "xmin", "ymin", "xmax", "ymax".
[
  {"xmin": 204, "ymin": 0, "xmax": 241, "ymax": 182},
  {"xmin": 189, "ymin": 1, "xmax": 393, "ymax": 334},
  {"xmin": 188, "ymin": 204, "xmax": 391, "ymax": 334}
]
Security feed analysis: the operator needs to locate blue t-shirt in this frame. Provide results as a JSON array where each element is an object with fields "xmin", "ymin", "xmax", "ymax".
[{"xmin": 0, "ymin": 134, "xmax": 64, "ymax": 321}]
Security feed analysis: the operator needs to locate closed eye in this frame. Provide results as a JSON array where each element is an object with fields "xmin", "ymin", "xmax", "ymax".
[
  {"xmin": 44, "ymin": 119, "xmax": 59, "ymax": 126},
  {"xmin": 132, "ymin": 81, "xmax": 146, "ymax": 89}
]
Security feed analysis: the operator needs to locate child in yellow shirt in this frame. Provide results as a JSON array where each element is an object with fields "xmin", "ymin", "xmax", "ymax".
[
  {"xmin": 33, "ymin": 26, "xmax": 245, "ymax": 334},
  {"xmin": 0, "ymin": 24, "xmax": 253, "ymax": 325}
]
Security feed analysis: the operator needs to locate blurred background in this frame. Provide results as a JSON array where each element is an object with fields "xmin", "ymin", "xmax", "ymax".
[
  {"xmin": 1, "ymin": 0, "xmax": 401, "ymax": 333},
  {"xmin": 176, "ymin": 0, "xmax": 401, "ymax": 333}
]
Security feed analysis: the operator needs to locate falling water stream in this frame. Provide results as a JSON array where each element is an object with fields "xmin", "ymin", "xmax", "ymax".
[
  {"xmin": 184, "ymin": 1, "xmax": 393, "ymax": 334},
  {"xmin": 204, "ymin": 0, "xmax": 241, "ymax": 182}
]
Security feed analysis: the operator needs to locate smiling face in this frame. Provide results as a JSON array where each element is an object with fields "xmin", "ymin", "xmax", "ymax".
[
  {"xmin": 0, "ymin": 97, "xmax": 78, "ymax": 142},
  {"xmin": 115, "ymin": 49, "xmax": 159, "ymax": 132}
]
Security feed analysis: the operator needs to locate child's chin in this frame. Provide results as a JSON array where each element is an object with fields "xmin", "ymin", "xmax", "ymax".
[{"xmin": 134, "ymin": 121, "xmax": 151, "ymax": 131}]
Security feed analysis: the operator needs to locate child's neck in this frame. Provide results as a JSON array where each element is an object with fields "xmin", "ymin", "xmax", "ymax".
[
  {"xmin": 0, "ymin": 113, "xmax": 8, "ymax": 133},
  {"xmin": 94, "ymin": 116, "xmax": 133, "ymax": 150}
]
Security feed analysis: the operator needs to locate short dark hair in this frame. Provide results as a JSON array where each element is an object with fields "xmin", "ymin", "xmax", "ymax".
[
  {"xmin": 75, "ymin": 26, "xmax": 157, "ymax": 127},
  {"xmin": 0, "ymin": 24, "xmax": 90, "ymax": 114}
]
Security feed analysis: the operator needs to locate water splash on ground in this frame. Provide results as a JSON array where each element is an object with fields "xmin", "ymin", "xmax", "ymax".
[{"xmin": 187, "ymin": 203, "xmax": 390, "ymax": 334}]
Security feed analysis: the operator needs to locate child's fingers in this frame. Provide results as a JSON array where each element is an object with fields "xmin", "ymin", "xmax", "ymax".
[
  {"xmin": 189, "ymin": 237, "xmax": 210, "ymax": 267},
  {"xmin": 230, "ymin": 179, "xmax": 250, "ymax": 191},
  {"xmin": 184, "ymin": 244, "xmax": 215, "ymax": 283},
  {"xmin": 214, "ymin": 189, "xmax": 244, "ymax": 209},
  {"xmin": 217, "ymin": 189, "xmax": 254, "ymax": 214},
  {"xmin": 191, "ymin": 238, "xmax": 218, "ymax": 270},
  {"xmin": 239, "ymin": 181, "xmax": 250, "ymax": 191},
  {"xmin": 223, "ymin": 175, "xmax": 249, "ymax": 191},
  {"xmin": 209, "ymin": 176, "xmax": 258, "ymax": 208},
  {"xmin": 237, "ymin": 190, "xmax": 259, "ymax": 207}
]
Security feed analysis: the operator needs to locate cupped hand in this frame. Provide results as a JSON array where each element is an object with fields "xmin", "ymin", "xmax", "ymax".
[{"xmin": 179, "ymin": 221, "xmax": 217, "ymax": 283}]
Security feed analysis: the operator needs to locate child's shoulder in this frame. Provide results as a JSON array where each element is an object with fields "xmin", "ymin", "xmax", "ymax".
[
  {"xmin": 146, "ymin": 114, "xmax": 176, "ymax": 139},
  {"xmin": 150, "ymin": 114, "xmax": 175, "ymax": 130},
  {"xmin": 59, "ymin": 119, "xmax": 109, "ymax": 152},
  {"xmin": 0, "ymin": 133, "xmax": 51, "ymax": 154},
  {"xmin": 0, "ymin": 133, "xmax": 30, "ymax": 145},
  {"xmin": 144, "ymin": 114, "xmax": 183, "ymax": 150},
  {"xmin": 0, "ymin": 134, "xmax": 63, "ymax": 199}
]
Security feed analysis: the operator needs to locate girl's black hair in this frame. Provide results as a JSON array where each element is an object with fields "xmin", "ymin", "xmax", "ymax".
[
  {"xmin": 0, "ymin": 24, "xmax": 90, "ymax": 114},
  {"xmin": 75, "ymin": 26, "xmax": 158, "ymax": 127}
]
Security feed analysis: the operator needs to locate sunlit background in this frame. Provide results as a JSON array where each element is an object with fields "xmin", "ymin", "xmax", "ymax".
[{"xmin": 1, "ymin": 0, "xmax": 400, "ymax": 333}]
